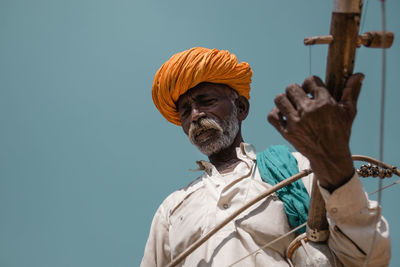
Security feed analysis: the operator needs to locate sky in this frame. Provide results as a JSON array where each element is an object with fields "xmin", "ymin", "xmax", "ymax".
[{"xmin": 1, "ymin": 0, "xmax": 399, "ymax": 266}]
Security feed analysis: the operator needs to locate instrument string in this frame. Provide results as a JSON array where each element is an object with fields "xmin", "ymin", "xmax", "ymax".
[
  {"xmin": 360, "ymin": 0, "xmax": 370, "ymax": 33},
  {"xmin": 368, "ymin": 179, "xmax": 399, "ymax": 196},
  {"xmin": 308, "ymin": 46, "xmax": 312, "ymax": 76},
  {"xmin": 363, "ymin": 0, "xmax": 387, "ymax": 266}
]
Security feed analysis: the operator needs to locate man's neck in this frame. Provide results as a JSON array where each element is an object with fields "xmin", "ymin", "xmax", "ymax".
[{"xmin": 208, "ymin": 133, "xmax": 244, "ymax": 174}]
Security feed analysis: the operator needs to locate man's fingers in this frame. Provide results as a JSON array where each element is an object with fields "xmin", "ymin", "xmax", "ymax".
[
  {"xmin": 274, "ymin": 93, "xmax": 298, "ymax": 121},
  {"xmin": 341, "ymin": 73, "xmax": 364, "ymax": 105},
  {"xmin": 267, "ymin": 107, "xmax": 286, "ymax": 134},
  {"xmin": 286, "ymin": 83, "xmax": 309, "ymax": 111},
  {"xmin": 302, "ymin": 76, "xmax": 330, "ymax": 99}
]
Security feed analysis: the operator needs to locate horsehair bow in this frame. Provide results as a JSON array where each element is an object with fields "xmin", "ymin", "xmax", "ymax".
[
  {"xmin": 166, "ymin": 0, "xmax": 396, "ymax": 266},
  {"xmin": 165, "ymin": 157, "xmax": 398, "ymax": 267}
]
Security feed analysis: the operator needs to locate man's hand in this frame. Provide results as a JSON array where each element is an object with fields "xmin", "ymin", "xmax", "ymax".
[{"xmin": 268, "ymin": 73, "xmax": 364, "ymax": 192}]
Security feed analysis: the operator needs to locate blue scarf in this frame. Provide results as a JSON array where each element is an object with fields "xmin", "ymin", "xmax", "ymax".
[{"xmin": 256, "ymin": 145, "xmax": 310, "ymax": 233}]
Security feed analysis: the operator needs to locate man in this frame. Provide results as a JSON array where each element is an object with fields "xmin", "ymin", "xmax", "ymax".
[{"xmin": 142, "ymin": 47, "xmax": 390, "ymax": 266}]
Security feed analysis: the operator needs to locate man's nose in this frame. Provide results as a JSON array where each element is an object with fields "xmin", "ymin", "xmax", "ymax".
[{"xmin": 191, "ymin": 107, "xmax": 206, "ymax": 122}]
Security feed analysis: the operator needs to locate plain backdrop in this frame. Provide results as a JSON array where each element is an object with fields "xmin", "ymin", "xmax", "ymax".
[{"xmin": 1, "ymin": 0, "xmax": 399, "ymax": 266}]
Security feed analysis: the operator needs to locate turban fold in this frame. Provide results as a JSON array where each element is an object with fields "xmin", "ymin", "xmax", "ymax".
[{"xmin": 152, "ymin": 47, "xmax": 253, "ymax": 125}]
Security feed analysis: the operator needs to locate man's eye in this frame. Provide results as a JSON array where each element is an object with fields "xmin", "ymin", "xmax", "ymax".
[
  {"xmin": 180, "ymin": 108, "xmax": 190, "ymax": 117},
  {"xmin": 202, "ymin": 99, "xmax": 216, "ymax": 105}
]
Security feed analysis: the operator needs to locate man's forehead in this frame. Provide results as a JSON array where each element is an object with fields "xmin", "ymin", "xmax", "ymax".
[{"xmin": 178, "ymin": 83, "xmax": 235, "ymax": 102}]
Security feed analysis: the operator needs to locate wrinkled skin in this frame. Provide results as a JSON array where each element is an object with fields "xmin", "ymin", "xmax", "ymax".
[
  {"xmin": 268, "ymin": 73, "xmax": 364, "ymax": 192},
  {"xmin": 177, "ymin": 82, "xmax": 250, "ymax": 173}
]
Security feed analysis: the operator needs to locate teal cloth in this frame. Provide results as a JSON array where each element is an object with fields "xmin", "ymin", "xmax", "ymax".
[{"xmin": 256, "ymin": 145, "xmax": 310, "ymax": 233}]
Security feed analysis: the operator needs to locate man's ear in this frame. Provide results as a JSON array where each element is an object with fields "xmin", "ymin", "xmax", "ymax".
[{"xmin": 235, "ymin": 96, "xmax": 250, "ymax": 121}]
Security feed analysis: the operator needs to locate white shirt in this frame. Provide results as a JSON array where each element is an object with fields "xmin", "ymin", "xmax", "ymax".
[{"xmin": 141, "ymin": 143, "xmax": 390, "ymax": 266}]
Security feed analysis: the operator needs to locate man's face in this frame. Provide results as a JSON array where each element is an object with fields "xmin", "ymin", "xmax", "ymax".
[{"xmin": 176, "ymin": 83, "xmax": 240, "ymax": 156}]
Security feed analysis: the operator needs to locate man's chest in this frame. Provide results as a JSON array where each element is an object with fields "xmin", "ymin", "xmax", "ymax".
[{"xmin": 167, "ymin": 178, "xmax": 295, "ymax": 259}]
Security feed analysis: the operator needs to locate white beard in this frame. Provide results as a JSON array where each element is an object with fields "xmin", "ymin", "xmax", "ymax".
[{"xmin": 188, "ymin": 109, "xmax": 239, "ymax": 156}]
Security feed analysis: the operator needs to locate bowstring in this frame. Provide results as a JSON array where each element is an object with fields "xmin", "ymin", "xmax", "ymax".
[{"xmin": 227, "ymin": 223, "xmax": 307, "ymax": 267}]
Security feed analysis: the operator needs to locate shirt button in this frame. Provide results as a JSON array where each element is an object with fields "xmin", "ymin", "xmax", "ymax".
[
  {"xmin": 223, "ymin": 203, "xmax": 230, "ymax": 209},
  {"xmin": 331, "ymin": 207, "xmax": 338, "ymax": 213}
]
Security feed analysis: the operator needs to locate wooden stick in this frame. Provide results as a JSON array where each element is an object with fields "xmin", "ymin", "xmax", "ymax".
[
  {"xmin": 325, "ymin": 2, "xmax": 362, "ymax": 101},
  {"xmin": 306, "ymin": 178, "xmax": 330, "ymax": 242},
  {"xmin": 306, "ymin": 0, "xmax": 363, "ymax": 243},
  {"xmin": 304, "ymin": 35, "xmax": 333, "ymax": 45},
  {"xmin": 353, "ymin": 155, "xmax": 400, "ymax": 176},
  {"xmin": 304, "ymin": 31, "xmax": 394, "ymax": 48}
]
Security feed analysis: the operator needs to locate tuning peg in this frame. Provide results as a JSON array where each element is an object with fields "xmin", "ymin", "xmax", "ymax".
[
  {"xmin": 358, "ymin": 31, "xmax": 394, "ymax": 48},
  {"xmin": 304, "ymin": 31, "xmax": 394, "ymax": 49}
]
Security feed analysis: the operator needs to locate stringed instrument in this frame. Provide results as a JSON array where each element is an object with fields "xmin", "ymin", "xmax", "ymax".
[
  {"xmin": 166, "ymin": 0, "xmax": 396, "ymax": 266},
  {"xmin": 287, "ymin": 0, "xmax": 394, "ymax": 265}
]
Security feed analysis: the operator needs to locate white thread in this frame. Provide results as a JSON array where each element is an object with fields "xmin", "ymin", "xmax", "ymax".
[
  {"xmin": 227, "ymin": 223, "xmax": 307, "ymax": 266},
  {"xmin": 301, "ymin": 239, "xmax": 318, "ymax": 267}
]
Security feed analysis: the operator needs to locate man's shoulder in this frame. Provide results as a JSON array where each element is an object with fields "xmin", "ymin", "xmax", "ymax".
[{"xmin": 291, "ymin": 152, "xmax": 310, "ymax": 171}]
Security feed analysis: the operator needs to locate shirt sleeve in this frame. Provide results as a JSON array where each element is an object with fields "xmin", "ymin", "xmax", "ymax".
[
  {"xmin": 141, "ymin": 204, "xmax": 171, "ymax": 267},
  {"xmin": 319, "ymin": 173, "xmax": 391, "ymax": 266},
  {"xmin": 293, "ymin": 151, "xmax": 391, "ymax": 266}
]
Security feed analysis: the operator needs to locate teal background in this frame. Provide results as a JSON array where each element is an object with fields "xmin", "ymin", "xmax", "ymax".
[{"xmin": 1, "ymin": 0, "xmax": 399, "ymax": 266}]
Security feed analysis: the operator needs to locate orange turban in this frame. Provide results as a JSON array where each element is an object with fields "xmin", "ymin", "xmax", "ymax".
[{"xmin": 152, "ymin": 47, "xmax": 253, "ymax": 125}]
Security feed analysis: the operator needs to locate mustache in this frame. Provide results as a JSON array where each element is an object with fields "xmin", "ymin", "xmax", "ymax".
[{"xmin": 188, "ymin": 118, "xmax": 223, "ymax": 142}]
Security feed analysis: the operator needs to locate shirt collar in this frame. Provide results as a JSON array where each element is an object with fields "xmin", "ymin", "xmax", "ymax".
[
  {"xmin": 238, "ymin": 142, "xmax": 257, "ymax": 161},
  {"xmin": 194, "ymin": 142, "xmax": 257, "ymax": 175}
]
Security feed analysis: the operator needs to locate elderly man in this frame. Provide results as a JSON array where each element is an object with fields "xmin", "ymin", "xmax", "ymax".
[{"xmin": 141, "ymin": 47, "xmax": 390, "ymax": 266}]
